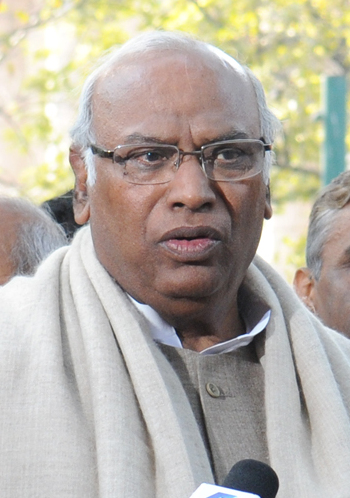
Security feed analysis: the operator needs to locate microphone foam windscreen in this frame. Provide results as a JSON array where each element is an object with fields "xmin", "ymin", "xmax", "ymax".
[{"xmin": 222, "ymin": 459, "xmax": 279, "ymax": 498}]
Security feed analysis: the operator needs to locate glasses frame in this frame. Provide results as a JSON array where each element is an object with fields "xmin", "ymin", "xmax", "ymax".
[{"xmin": 90, "ymin": 139, "xmax": 272, "ymax": 184}]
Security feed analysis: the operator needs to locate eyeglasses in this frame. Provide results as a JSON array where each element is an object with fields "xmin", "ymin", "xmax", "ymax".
[{"xmin": 90, "ymin": 139, "xmax": 272, "ymax": 185}]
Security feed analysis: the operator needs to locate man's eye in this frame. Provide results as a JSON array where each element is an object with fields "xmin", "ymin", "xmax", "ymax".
[
  {"xmin": 214, "ymin": 147, "xmax": 248, "ymax": 162},
  {"xmin": 140, "ymin": 150, "xmax": 165, "ymax": 162},
  {"xmin": 216, "ymin": 147, "xmax": 242, "ymax": 160},
  {"xmin": 129, "ymin": 148, "xmax": 171, "ymax": 164},
  {"xmin": 113, "ymin": 146, "xmax": 177, "ymax": 169}
]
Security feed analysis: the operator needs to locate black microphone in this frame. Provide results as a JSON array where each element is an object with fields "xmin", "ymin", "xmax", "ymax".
[{"xmin": 222, "ymin": 459, "xmax": 279, "ymax": 498}]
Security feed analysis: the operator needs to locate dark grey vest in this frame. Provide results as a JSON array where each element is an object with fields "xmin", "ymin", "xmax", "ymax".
[{"xmin": 158, "ymin": 338, "xmax": 268, "ymax": 484}]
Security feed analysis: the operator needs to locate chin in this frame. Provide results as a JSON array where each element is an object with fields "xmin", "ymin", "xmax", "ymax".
[
  {"xmin": 161, "ymin": 270, "xmax": 224, "ymax": 298},
  {"xmin": 154, "ymin": 294, "xmax": 215, "ymax": 326}
]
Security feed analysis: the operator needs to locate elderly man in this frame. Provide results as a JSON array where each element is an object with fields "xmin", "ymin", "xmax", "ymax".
[
  {"xmin": 294, "ymin": 170, "xmax": 350, "ymax": 337},
  {"xmin": 1, "ymin": 32, "xmax": 350, "ymax": 498},
  {"xmin": 0, "ymin": 196, "xmax": 67, "ymax": 284}
]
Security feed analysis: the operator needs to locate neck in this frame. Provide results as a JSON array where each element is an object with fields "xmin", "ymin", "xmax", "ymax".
[
  {"xmin": 127, "ymin": 279, "xmax": 246, "ymax": 352},
  {"xmin": 165, "ymin": 301, "xmax": 246, "ymax": 352}
]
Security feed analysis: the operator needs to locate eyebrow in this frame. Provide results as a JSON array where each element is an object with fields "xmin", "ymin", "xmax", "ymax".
[
  {"xmin": 122, "ymin": 130, "xmax": 253, "ymax": 147},
  {"xmin": 122, "ymin": 134, "xmax": 170, "ymax": 145},
  {"xmin": 204, "ymin": 131, "xmax": 253, "ymax": 145}
]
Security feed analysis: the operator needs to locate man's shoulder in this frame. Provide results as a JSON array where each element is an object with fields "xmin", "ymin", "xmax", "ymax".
[
  {"xmin": 246, "ymin": 254, "xmax": 296, "ymax": 305},
  {"xmin": 0, "ymin": 246, "xmax": 68, "ymax": 336}
]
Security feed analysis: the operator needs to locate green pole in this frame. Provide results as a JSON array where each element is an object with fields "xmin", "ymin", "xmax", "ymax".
[{"xmin": 322, "ymin": 75, "xmax": 347, "ymax": 185}]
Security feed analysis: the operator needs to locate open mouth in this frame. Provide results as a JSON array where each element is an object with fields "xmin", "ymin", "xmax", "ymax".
[
  {"xmin": 164, "ymin": 237, "xmax": 217, "ymax": 253},
  {"xmin": 159, "ymin": 226, "xmax": 221, "ymax": 258}
]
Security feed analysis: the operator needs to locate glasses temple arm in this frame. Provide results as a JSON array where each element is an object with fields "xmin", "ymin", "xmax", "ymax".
[{"xmin": 90, "ymin": 145, "xmax": 114, "ymax": 159}]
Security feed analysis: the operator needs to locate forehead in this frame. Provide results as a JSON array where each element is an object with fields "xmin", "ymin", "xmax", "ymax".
[
  {"xmin": 91, "ymin": 48, "xmax": 260, "ymax": 144},
  {"xmin": 0, "ymin": 206, "xmax": 19, "ymax": 257},
  {"xmin": 0, "ymin": 205, "xmax": 20, "ymax": 231},
  {"xmin": 0, "ymin": 204, "xmax": 31, "ymax": 241}
]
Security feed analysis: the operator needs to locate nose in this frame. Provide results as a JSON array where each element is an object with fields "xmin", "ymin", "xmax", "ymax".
[{"xmin": 166, "ymin": 155, "xmax": 216, "ymax": 211}]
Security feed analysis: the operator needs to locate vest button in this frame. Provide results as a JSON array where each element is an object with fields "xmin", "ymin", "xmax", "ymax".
[{"xmin": 206, "ymin": 382, "xmax": 221, "ymax": 398}]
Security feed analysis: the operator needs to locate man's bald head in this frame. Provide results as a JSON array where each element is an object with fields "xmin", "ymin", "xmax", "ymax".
[{"xmin": 70, "ymin": 31, "xmax": 280, "ymax": 186}]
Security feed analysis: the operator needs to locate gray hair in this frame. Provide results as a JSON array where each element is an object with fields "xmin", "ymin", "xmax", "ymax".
[
  {"xmin": 0, "ymin": 197, "xmax": 68, "ymax": 278},
  {"xmin": 306, "ymin": 170, "xmax": 350, "ymax": 279},
  {"xmin": 70, "ymin": 31, "xmax": 281, "ymax": 185}
]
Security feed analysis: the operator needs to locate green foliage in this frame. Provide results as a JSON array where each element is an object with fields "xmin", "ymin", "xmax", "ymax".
[
  {"xmin": 19, "ymin": 149, "xmax": 74, "ymax": 203},
  {"xmin": 278, "ymin": 233, "xmax": 307, "ymax": 282},
  {"xmin": 270, "ymin": 166, "xmax": 320, "ymax": 209},
  {"xmin": 0, "ymin": 0, "xmax": 349, "ymax": 205}
]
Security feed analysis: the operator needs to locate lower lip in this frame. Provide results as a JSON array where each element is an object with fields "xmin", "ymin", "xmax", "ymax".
[{"xmin": 161, "ymin": 238, "xmax": 218, "ymax": 256}]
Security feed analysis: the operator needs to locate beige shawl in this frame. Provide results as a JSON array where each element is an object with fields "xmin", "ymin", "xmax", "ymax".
[{"xmin": 0, "ymin": 226, "xmax": 350, "ymax": 497}]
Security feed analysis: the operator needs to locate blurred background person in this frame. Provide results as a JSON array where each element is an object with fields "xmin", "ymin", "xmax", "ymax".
[
  {"xmin": 0, "ymin": 197, "xmax": 67, "ymax": 285},
  {"xmin": 293, "ymin": 171, "xmax": 350, "ymax": 337},
  {"xmin": 41, "ymin": 190, "xmax": 82, "ymax": 241}
]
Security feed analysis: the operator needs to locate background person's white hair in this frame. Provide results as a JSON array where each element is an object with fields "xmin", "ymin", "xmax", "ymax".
[
  {"xmin": 70, "ymin": 30, "xmax": 281, "ymax": 186},
  {"xmin": 306, "ymin": 170, "xmax": 350, "ymax": 280},
  {"xmin": 0, "ymin": 197, "xmax": 68, "ymax": 278}
]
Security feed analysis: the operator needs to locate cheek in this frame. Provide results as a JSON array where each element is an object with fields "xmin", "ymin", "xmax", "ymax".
[
  {"xmin": 313, "ymin": 273, "xmax": 345, "ymax": 318},
  {"xmin": 90, "ymin": 178, "xmax": 163, "ymax": 254},
  {"xmin": 222, "ymin": 182, "xmax": 267, "ymax": 238},
  {"xmin": 329, "ymin": 275, "xmax": 350, "ymax": 305}
]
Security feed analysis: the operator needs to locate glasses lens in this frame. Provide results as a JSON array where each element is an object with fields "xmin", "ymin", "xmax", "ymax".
[
  {"xmin": 203, "ymin": 140, "xmax": 265, "ymax": 182},
  {"xmin": 113, "ymin": 145, "xmax": 178, "ymax": 184}
]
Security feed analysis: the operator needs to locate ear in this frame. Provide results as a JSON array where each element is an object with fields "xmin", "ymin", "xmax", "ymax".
[
  {"xmin": 264, "ymin": 183, "xmax": 273, "ymax": 220},
  {"xmin": 69, "ymin": 146, "xmax": 91, "ymax": 225},
  {"xmin": 293, "ymin": 267, "xmax": 316, "ymax": 313}
]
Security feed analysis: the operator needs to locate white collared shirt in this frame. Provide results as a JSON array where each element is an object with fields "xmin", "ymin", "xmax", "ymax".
[{"xmin": 129, "ymin": 296, "xmax": 270, "ymax": 355}]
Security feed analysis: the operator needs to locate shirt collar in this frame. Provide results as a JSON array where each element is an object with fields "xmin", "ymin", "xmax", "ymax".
[{"xmin": 129, "ymin": 296, "xmax": 270, "ymax": 355}]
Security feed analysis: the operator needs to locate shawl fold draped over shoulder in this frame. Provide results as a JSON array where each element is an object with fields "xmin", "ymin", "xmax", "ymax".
[{"xmin": 1, "ymin": 226, "xmax": 350, "ymax": 497}]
